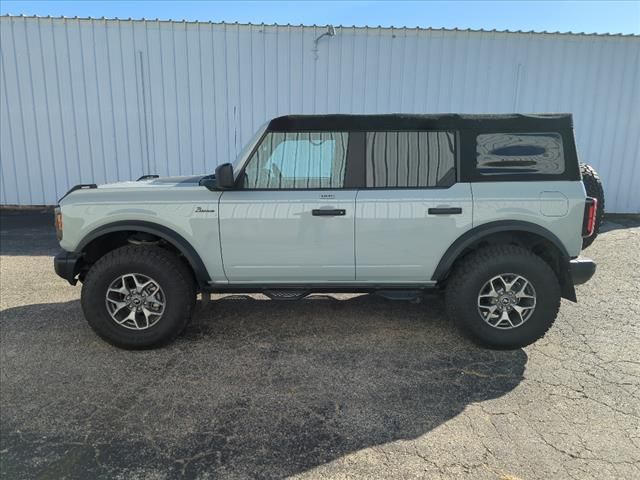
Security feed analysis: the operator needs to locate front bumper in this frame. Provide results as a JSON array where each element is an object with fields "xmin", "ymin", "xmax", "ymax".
[
  {"xmin": 54, "ymin": 251, "xmax": 82, "ymax": 285},
  {"xmin": 570, "ymin": 257, "xmax": 596, "ymax": 285}
]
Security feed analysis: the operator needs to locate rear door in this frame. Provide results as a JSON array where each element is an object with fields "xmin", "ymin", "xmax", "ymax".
[
  {"xmin": 355, "ymin": 130, "xmax": 473, "ymax": 282},
  {"xmin": 219, "ymin": 131, "xmax": 357, "ymax": 283}
]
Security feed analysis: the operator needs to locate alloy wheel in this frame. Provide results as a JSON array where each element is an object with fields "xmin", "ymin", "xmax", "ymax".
[
  {"xmin": 477, "ymin": 273, "xmax": 537, "ymax": 329},
  {"xmin": 105, "ymin": 273, "xmax": 166, "ymax": 330}
]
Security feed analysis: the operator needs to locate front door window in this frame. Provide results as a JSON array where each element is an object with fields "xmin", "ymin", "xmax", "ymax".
[{"xmin": 242, "ymin": 132, "xmax": 349, "ymax": 189}]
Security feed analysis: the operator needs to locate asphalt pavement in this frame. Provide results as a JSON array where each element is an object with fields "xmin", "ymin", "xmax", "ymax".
[{"xmin": 1, "ymin": 210, "xmax": 638, "ymax": 479}]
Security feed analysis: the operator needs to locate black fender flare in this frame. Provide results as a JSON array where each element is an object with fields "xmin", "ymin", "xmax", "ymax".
[
  {"xmin": 75, "ymin": 221, "xmax": 211, "ymax": 288},
  {"xmin": 432, "ymin": 220, "xmax": 576, "ymax": 301}
]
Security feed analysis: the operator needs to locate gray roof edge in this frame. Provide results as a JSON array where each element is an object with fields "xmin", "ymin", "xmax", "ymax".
[{"xmin": 1, "ymin": 14, "xmax": 638, "ymax": 38}]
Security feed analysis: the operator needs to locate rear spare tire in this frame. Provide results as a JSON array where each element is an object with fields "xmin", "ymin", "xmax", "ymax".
[{"xmin": 580, "ymin": 163, "xmax": 605, "ymax": 249}]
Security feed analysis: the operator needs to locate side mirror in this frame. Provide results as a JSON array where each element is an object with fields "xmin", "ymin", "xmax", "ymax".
[{"xmin": 215, "ymin": 163, "xmax": 235, "ymax": 190}]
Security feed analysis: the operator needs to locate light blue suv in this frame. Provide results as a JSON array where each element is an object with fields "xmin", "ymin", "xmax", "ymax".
[{"xmin": 54, "ymin": 114, "xmax": 598, "ymax": 350}]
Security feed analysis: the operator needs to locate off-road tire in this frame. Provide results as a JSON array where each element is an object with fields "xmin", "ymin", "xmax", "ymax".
[
  {"xmin": 445, "ymin": 245, "xmax": 561, "ymax": 349},
  {"xmin": 580, "ymin": 163, "xmax": 605, "ymax": 249},
  {"xmin": 81, "ymin": 245, "xmax": 196, "ymax": 349}
]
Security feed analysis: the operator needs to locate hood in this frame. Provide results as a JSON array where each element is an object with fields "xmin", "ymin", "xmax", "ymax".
[
  {"xmin": 97, "ymin": 174, "xmax": 210, "ymax": 190},
  {"xmin": 58, "ymin": 174, "xmax": 213, "ymax": 204}
]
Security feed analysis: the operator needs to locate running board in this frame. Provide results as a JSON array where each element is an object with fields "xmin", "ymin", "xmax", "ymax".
[
  {"xmin": 263, "ymin": 289, "xmax": 311, "ymax": 301},
  {"xmin": 375, "ymin": 290, "xmax": 423, "ymax": 302}
]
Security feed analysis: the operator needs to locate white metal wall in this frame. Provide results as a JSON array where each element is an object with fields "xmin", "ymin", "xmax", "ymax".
[{"xmin": 1, "ymin": 16, "xmax": 638, "ymax": 212}]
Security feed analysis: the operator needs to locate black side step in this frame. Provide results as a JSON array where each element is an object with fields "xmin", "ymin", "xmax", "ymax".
[
  {"xmin": 375, "ymin": 290, "xmax": 423, "ymax": 302},
  {"xmin": 263, "ymin": 290, "xmax": 310, "ymax": 301}
]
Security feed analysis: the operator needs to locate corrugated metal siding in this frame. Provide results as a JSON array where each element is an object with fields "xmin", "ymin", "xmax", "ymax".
[{"xmin": 1, "ymin": 16, "xmax": 638, "ymax": 212}]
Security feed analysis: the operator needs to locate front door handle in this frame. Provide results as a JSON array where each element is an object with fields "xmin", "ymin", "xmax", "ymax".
[
  {"xmin": 428, "ymin": 207, "xmax": 463, "ymax": 215},
  {"xmin": 312, "ymin": 209, "xmax": 346, "ymax": 216}
]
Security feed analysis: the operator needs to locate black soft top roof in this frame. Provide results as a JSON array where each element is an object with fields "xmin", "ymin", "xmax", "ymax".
[{"xmin": 268, "ymin": 113, "xmax": 573, "ymax": 132}]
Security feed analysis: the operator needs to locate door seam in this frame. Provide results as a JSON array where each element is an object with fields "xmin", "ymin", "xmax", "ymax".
[
  {"xmin": 353, "ymin": 189, "xmax": 360, "ymax": 281},
  {"xmin": 470, "ymin": 183, "xmax": 475, "ymax": 228},
  {"xmin": 217, "ymin": 193, "xmax": 230, "ymax": 281}
]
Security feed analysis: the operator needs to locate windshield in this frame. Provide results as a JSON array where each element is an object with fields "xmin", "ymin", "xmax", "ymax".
[{"xmin": 232, "ymin": 122, "xmax": 268, "ymax": 174}]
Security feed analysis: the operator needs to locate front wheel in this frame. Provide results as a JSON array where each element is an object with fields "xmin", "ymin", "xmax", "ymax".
[
  {"xmin": 445, "ymin": 245, "xmax": 561, "ymax": 349},
  {"xmin": 81, "ymin": 245, "xmax": 196, "ymax": 349}
]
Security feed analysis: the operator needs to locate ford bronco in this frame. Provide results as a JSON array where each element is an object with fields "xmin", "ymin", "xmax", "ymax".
[{"xmin": 53, "ymin": 114, "xmax": 599, "ymax": 350}]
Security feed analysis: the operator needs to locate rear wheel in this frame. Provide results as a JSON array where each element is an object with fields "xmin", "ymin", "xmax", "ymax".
[
  {"xmin": 81, "ymin": 245, "xmax": 196, "ymax": 349},
  {"xmin": 580, "ymin": 163, "xmax": 605, "ymax": 249},
  {"xmin": 445, "ymin": 245, "xmax": 561, "ymax": 349}
]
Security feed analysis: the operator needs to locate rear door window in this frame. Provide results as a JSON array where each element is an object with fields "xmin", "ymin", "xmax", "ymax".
[
  {"xmin": 476, "ymin": 132, "xmax": 564, "ymax": 175},
  {"xmin": 365, "ymin": 131, "xmax": 456, "ymax": 188}
]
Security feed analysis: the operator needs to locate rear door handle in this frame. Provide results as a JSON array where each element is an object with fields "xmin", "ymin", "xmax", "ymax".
[
  {"xmin": 428, "ymin": 207, "xmax": 462, "ymax": 215},
  {"xmin": 312, "ymin": 209, "xmax": 346, "ymax": 216}
]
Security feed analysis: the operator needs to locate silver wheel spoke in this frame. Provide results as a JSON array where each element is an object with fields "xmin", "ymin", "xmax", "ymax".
[
  {"xmin": 502, "ymin": 275, "xmax": 521, "ymax": 292},
  {"xmin": 478, "ymin": 292, "xmax": 498, "ymax": 299},
  {"xmin": 116, "ymin": 308, "xmax": 137, "ymax": 326},
  {"xmin": 516, "ymin": 292, "xmax": 536, "ymax": 300},
  {"xmin": 479, "ymin": 283, "xmax": 499, "ymax": 299},
  {"xmin": 500, "ymin": 310, "xmax": 514, "ymax": 328},
  {"xmin": 491, "ymin": 277, "xmax": 506, "ymax": 294},
  {"xmin": 106, "ymin": 298, "xmax": 129, "ymax": 315},
  {"xmin": 141, "ymin": 307, "xmax": 160, "ymax": 329},
  {"xmin": 514, "ymin": 278, "xmax": 534, "ymax": 299},
  {"xmin": 478, "ymin": 304, "xmax": 498, "ymax": 316},
  {"xmin": 516, "ymin": 291, "xmax": 536, "ymax": 298},
  {"xmin": 512, "ymin": 306, "xmax": 524, "ymax": 324},
  {"xmin": 107, "ymin": 284, "xmax": 129, "ymax": 295},
  {"xmin": 122, "ymin": 274, "xmax": 138, "ymax": 291},
  {"xmin": 146, "ymin": 292, "xmax": 164, "ymax": 308},
  {"xmin": 513, "ymin": 304, "xmax": 534, "ymax": 319}
]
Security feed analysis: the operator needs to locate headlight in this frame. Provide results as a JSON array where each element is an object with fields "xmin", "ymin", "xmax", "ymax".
[{"xmin": 54, "ymin": 207, "xmax": 63, "ymax": 241}]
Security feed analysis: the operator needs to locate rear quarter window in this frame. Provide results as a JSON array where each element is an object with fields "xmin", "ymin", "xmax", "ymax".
[{"xmin": 476, "ymin": 132, "xmax": 565, "ymax": 175}]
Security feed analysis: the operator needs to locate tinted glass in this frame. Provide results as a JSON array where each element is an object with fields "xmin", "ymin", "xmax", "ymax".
[
  {"xmin": 476, "ymin": 133, "xmax": 564, "ymax": 175},
  {"xmin": 366, "ymin": 131, "xmax": 456, "ymax": 188},
  {"xmin": 243, "ymin": 132, "xmax": 348, "ymax": 189}
]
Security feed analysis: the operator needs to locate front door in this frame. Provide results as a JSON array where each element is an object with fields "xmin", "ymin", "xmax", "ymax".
[{"xmin": 219, "ymin": 131, "xmax": 356, "ymax": 283}]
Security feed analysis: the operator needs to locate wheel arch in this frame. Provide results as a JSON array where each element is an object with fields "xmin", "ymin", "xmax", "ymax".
[
  {"xmin": 75, "ymin": 221, "xmax": 211, "ymax": 289},
  {"xmin": 433, "ymin": 220, "xmax": 576, "ymax": 301}
]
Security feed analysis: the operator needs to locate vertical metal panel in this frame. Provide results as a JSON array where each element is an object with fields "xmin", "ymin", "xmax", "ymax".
[{"xmin": 0, "ymin": 16, "xmax": 638, "ymax": 212}]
